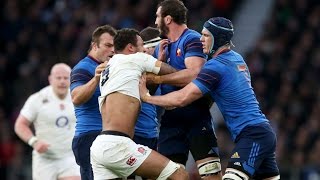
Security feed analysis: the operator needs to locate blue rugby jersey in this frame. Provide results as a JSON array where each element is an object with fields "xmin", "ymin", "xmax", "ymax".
[
  {"xmin": 192, "ymin": 50, "xmax": 268, "ymax": 141},
  {"xmin": 70, "ymin": 56, "xmax": 102, "ymax": 136},
  {"xmin": 156, "ymin": 29, "xmax": 212, "ymax": 125},
  {"xmin": 135, "ymin": 102, "xmax": 159, "ymax": 138}
]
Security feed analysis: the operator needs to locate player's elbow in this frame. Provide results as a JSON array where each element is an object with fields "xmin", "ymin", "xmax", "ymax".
[
  {"xmin": 71, "ymin": 96, "xmax": 81, "ymax": 106},
  {"xmin": 175, "ymin": 96, "xmax": 190, "ymax": 107}
]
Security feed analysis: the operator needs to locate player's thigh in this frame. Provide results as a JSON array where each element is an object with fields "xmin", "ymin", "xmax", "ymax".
[
  {"xmin": 135, "ymin": 150, "xmax": 187, "ymax": 180},
  {"xmin": 32, "ymin": 154, "xmax": 57, "ymax": 180},
  {"xmin": 253, "ymin": 156, "xmax": 280, "ymax": 179},
  {"xmin": 225, "ymin": 125, "xmax": 277, "ymax": 178},
  {"xmin": 158, "ymin": 126, "xmax": 189, "ymax": 164},
  {"xmin": 189, "ymin": 120, "xmax": 219, "ymax": 161},
  {"xmin": 188, "ymin": 122, "xmax": 222, "ymax": 178}
]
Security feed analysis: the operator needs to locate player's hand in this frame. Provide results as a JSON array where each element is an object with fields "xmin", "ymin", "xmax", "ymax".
[
  {"xmin": 94, "ymin": 61, "xmax": 108, "ymax": 81},
  {"xmin": 158, "ymin": 39, "xmax": 169, "ymax": 62},
  {"xmin": 33, "ymin": 140, "xmax": 50, "ymax": 154},
  {"xmin": 146, "ymin": 73, "xmax": 161, "ymax": 84},
  {"xmin": 139, "ymin": 73, "xmax": 150, "ymax": 102}
]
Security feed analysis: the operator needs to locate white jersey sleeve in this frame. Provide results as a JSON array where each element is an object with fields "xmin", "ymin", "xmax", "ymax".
[
  {"xmin": 132, "ymin": 52, "xmax": 161, "ymax": 74},
  {"xmin": 20, "ymin": 93, "xmax": 40, "ymax": 123}
]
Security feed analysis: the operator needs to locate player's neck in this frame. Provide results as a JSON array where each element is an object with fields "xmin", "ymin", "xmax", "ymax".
[
  {"xmin": 167, "ymin": 24, "xmax": 188, "ymax": 42},
  {"xmin": 213, "ymin": 45, "xmax": 231, "ymax": 58},
  {"xmin": 88, "ymin": 52, "xmax": 102, "ymax": 63}
]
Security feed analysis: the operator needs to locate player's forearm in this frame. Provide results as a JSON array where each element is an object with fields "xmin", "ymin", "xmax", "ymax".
[
  {"xmin": 14, "ymin": 121, "xmax": 34, "ymax": 143},
  {"xmin": 71, "ymin": 78, "xmax": 99, "ymax": 105},
  {"xmin": 144, "ymin": 91, "xmax": 186, "ymax": 107},
  {"xmin": 159, "ymin": 69, "xmax": 198, "ymax": 87}
]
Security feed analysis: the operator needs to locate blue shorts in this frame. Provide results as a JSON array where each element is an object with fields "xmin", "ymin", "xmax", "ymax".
[
  {"xmin": 133, "ymin": 135, "xmax": 158, "ymax": 151},
  {"xmin": 158, "ymin": 118, "xmax": 219, "ymax": 165},
  {"xmin": 72, "ymin": 131, "xmax": 100, "ymax": 180},
  {"xmin": 228, "ymin": 123, "xmax": 280, "ymax": 178}
]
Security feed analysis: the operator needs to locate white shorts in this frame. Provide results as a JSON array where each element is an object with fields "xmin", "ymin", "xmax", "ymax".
[
  {"xmin": 32, "ymin": 152, "xmax": 80, "ymax": 180},
  {"xmin": 90, "ymin": 134, "xmax": 152, "ymax": 179}
]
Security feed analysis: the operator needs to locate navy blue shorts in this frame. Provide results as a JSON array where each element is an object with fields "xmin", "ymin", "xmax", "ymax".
[
  {"xmin": 228, "ymin": 123, "xmax": 280, "ymax": 178},
  {"xmin": 158, "ymin": 119, "xmax": 219, "ymax": 165},
  {"xmin": 72, "ymin": 131, "xmax": 100, "ymax": 180},
  {"xmin": 133, "ymin": 135, "xmax": 158, "ymax": 151}
]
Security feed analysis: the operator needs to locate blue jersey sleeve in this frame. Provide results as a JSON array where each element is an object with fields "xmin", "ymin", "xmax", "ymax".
[
  {"xmin": 184, "ymin": 35, "xmax": 207, "ymax": 59},
  {"xmin": 70, "ymin": 68, "xmax": 93, "ymax": 91},
  {"xmin": 192, "ymin": 68, "xmax": 222, "ymax": 95}
]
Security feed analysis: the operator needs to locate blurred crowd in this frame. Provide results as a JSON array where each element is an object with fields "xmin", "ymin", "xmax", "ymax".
[
  {"xmin": 244, "ymin": 0, "xmax": 320, "ymax": 179},
  {"xmin": 0, "ymin": 0, "xmax": 319, "ymax": 179}
]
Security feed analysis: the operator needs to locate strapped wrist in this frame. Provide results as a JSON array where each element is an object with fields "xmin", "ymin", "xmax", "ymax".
[{"xmin": 28, "ymin": 136, "xmax": 38, "ymax": 147}]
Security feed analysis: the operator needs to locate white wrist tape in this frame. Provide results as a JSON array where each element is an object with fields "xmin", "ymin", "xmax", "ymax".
[{"xmin": 28, "ymin": 136, "xmax": 38, "ymax": 147}]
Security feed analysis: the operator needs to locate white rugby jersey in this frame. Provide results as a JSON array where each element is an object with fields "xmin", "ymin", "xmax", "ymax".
[
  {"xmin": 99, "ymin": 52, "xmax": 160, "ymax": 111},
  {"xmin": 20, "ymin": 86, "xmax": 76, "ymax": 159}
]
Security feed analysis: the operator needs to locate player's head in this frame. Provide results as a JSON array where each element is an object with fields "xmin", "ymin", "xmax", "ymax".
[
  {"xmin": 88, "ymin": 25, "xmax": 117, "ymax": 63},
  {"xmin": 140, "ymin": 27, "xmax": 161, "ymax": 55},
  {"xmin": 114, "ymin": 28, "xmax": 144, "ymax": 54},
  {"xmin": 155, "ymin": 0, "xmax": 187, "ymax": 37},
  {"xmin": 49, "ymin": 63, "xmax": 72, "ymax": 99},
  {"xmin": 201, "ymin": 17, "xmax": 234, "ymax": 56}
]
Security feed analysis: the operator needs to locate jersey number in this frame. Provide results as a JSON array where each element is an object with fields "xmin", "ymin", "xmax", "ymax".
[{"xmin": 101, "ymin": 65, "xmax": 110, "ymax": 87}]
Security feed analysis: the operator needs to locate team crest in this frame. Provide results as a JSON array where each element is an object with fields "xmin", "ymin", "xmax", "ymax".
[
  {"xmin": 138, "ymin": 147, "xmax": 147, "ymax": 155},
  {"xmin": 126, "ymin": 156, "xmax": 137, "ymax": 166},
  {"xmin": 60, "ymin": 104, "xmax": 65, "ymax": 110},
  {"xmin": 176, "ymin": 48, "xmax": 181, "ymax": 56}
]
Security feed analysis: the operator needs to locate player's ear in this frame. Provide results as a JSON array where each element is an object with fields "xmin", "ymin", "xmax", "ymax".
[
  {"xmin": 165, "ymin": 15, "xmax": 172, "ymax": 25},
  {"xmin": 127, "ymin": 43, "xmax": 135, "ymax": 53}
]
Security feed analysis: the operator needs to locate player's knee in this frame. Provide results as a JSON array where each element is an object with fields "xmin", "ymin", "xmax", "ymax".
[
  {"xmin": 222, "ymin": 168, "xmax": 249, "ymax": 180},
  {"xmin": 197, "ymin": 159, "xmax": 222, "ymax": 177},
  {"xmin": 157, "ymin": 160, "xmax": 186, "ymax": 180}
]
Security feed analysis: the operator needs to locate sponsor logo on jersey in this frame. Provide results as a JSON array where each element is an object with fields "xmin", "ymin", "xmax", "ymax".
[
  {"xmin": 126, "ymin": 156, "xmax": 137, "ymax": 166},
  {"xmin": 56, "ymin": 116, "xmax": 69, "ymax": 128},
  {"xmin": 138, "ymin": 147, "xmax": 146, "ymax": 155},
  {"xmin": 234, "ymin": 162, "xmax": 241, "ymax": 166},
  {"xmin": 231, "ymin": 152, "xmax": 240, "ymax": 158}
]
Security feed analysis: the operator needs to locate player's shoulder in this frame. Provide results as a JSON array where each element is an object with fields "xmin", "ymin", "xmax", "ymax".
[
  {"xmin": 183, "ymin": 29, "xmax": 201, "ymax": 39},
  {"xmin": 73, "ymin": 57, "xmax": 96, "ymax": 70},
  {"xmin": 27, "ymin": 86, "xmax": 51, "ymax": 103}
]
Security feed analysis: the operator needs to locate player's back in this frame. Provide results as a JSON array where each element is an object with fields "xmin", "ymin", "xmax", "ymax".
[{"xmin": 205, "ymin": 50, "xmax": 268, "ymax": 140}]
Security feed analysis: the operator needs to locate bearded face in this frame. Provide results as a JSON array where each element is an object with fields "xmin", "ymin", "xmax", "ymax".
[{"xmin": 159, "ymin": 17, "xmax": 169, "ymax": 38}]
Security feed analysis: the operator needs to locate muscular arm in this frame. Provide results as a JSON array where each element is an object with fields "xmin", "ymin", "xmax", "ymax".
[
  {"xmin": 14, "ymin": 114, "xmax": 34, "ymax": 143},
  {"xmin": 141, "ymin": 80, "xmax": 203, "ymax": 107},
  {"xmin": 151, "ymin": 56, "xmax": 205, "ymax": 87},
  {"xmin": 71, "ymin": 62, "xmax": 106, "ymax": 105},
  {"xmin": 71, "ymin": 77, "xmax": 99, "ymax": 106}
]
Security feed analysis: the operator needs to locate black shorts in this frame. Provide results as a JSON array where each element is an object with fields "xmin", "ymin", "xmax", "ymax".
[{"xmin": 158, "ymin": 118, "xmax": 219, "ymax": 165}]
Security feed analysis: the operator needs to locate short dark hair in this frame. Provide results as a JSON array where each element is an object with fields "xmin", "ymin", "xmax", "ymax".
[
  {"xmin": 140, "ymin": 27, "xmax": 160, "ymax": 41},
  {"xmin": 114, "ymin": 28, "xmax": 140, "ymax": 52},
  {"xmin": 158, "ymin": 0, "xmax": 187, "ymax": 25},
  {"xmin": 88, "ymin": 25, "xmax": 117, "ymax": 53}
]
